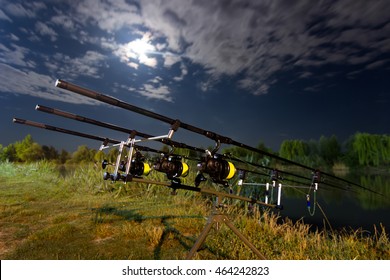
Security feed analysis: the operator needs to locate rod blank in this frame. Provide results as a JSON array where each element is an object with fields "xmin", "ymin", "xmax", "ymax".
[{"xmin": 13, "ymin": 118, "xmax": 119, "ymax": 144}]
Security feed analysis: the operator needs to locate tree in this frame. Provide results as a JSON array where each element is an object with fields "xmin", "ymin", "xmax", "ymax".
[
  {"xmin": 279, "ymin": 139, "xmax": 308, "ymax": 164},
  {"xmin": 1, "ymin": 144, "xmax": 18, "ymax": 162},
  {"xmin": 42, "ymin": 145, "xmax": 59, "ymax": 161},
  {"xmin": 59, "ymin": 149, "xmax": 71, "ymax": 164},
  {"xmin": 71, "ymin": 145, "xmax": 96, "ymax": 163},
  {"xmin": 318, "ymin": 135, "xmax": 341, "ymax": 166},
  {"xmin": 14, "ymin": 135, "xmax": 44, "ymax": 162},
  {"xmin": 94, "ymin": 150, "xmax": 106, "ymax": 163},
  {"xmin": 348, "ymin": 133, "xmax": 390, "ymax": 167}
]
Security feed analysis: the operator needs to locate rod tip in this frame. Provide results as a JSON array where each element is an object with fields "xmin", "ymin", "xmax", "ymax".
[{"xmin": 55, "ymin": 79, "xmax": 63, "ymax": 88}]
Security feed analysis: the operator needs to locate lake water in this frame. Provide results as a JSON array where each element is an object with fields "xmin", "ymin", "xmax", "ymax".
[
  {"xmin": 267, "ymin": 172, "xmax": 390, "ymax": 234},
  {"xmin": 58, "ymin": 164, "xmax": 389, "ymax": 234}
]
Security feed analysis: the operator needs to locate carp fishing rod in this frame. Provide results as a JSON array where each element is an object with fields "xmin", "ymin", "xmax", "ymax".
[
  {"xmin": 13, "ymin": 115, "xmax": 286, "ymax": 209},
  {"xmin": 35, "ymin": 104, "xmax": 205, "ymax": 153},
  {"xmin": 55, "ymin": 79, "xmax": 378, "ymax": 196},
  {"xmin": 12, "ymin": 117, "xmax": 279, "ymax": 207},
  {"xmin": 35, "ymin": 105, "xmax": 348, "ymax": 195},
  {"xmin": 11, "ymin": 117, "xmax": 240, "ymax": 186},
  {"xmin": 13, "ymin": 117, "xmax": 194, "ymax": 181},
  {"xmin": 35, "ymin": 104, "xmax": 334, "ymax": 191}
]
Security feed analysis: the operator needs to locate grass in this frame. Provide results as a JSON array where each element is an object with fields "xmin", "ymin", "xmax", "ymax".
[{"xmin": 0, "ymin": 161, "xmax": 389, "ymax": 260}]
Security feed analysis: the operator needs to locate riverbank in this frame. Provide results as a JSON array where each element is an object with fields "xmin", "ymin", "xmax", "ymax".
[{"xmin": 0, "ymin": 161, "xmax": 388, "ymax": 259}]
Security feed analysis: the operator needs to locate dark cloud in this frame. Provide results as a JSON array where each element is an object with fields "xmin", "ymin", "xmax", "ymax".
[{"xmin": 138, "ymin": 0, "xmax": 390, "ymax": 94}]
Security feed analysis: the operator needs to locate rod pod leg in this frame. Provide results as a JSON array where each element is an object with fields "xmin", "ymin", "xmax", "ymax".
[{"xmin": 186, "ymin": 208, "xmax": 266, "ymax": 260}]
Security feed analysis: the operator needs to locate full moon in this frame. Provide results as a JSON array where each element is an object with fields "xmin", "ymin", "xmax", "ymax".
[{"xmin": 127, "ymin": 39, "xmax": 155, "ymax": 58}]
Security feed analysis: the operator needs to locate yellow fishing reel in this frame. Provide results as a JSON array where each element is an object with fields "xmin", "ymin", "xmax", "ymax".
[
  {"xmin": 153, "ymin": 155, "xmax": 189, "ymax": 179},
  {"xmin": 197, "ymin": 156, "xmax": 236, "ymax": 186}
]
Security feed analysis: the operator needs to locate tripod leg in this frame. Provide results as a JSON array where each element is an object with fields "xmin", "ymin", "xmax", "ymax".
[
  {"xmin": 223, "ymin": 217, "xmax": 266, "ymax": 260},
  {"xmin": 186, "ymin": 216, "xmax": 216, "ymax": 259}
]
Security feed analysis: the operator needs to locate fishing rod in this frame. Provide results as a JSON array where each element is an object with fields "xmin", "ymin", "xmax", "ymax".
[
  {"xmin": 34, "ymin": 104, "xmax": 246, "ymax": 186},
  {"xmin": 12, "ymin": 118, "xmax": 189, "ymax": 181},
  {"xmin": 13, "ymin": 118, "xmax": 119, "ymax": 144},
  {"xmin": 35, "ymin": 104, "xmax": 205, "ymax": 154},
  {"xmin": 34, "ymin": 103, "xmax": 334, "ymax": 189},
  {"xmin": 35, "ymin": 104, "xmax": 328, "ymax": 190},
  {"xmin": 55, "ymin": 79, "xmax": 377, "ymax": 195},
  {"xmin": 11, "ymin": 117, "xmax": 278, "ymax": 208},
  {"xmin": 12, "ymin": 117, "xmax": 237, "ymax": 188},
  {"xmin": 12, "ymin": 117, "xmax": 277, "ymax": 207}
]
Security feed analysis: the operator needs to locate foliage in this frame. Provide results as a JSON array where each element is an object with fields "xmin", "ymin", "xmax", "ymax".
[
  {"xmin": 1, "ymin": 143, "xmax": 18, "ymax": 162},
  {"xmin": 349, "ymin": 133, "xmax": 390, "ymax": 167},
  {"xmin": 69, "ymin": 145, "xmax": 96, "ymax": 164},
  {"xmin": 278, "ymin": 133, "xmax": 389, "ymax": 169},
  {"xmin": 279, "ymin": 139, "xmax": 308, "ymax": 164}
]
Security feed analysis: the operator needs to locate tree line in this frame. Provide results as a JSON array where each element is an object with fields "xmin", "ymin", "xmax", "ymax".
[
  {"xmin": 0, "ymin": 134, "xmax": 117, "ymax": 164},
  {"xmin": 1, "ymin": 133, "xmax": 389, "ymax": 168},
  {"xmin": 278, "ymin": 133, "xmax": 390, "ymax": 168}
]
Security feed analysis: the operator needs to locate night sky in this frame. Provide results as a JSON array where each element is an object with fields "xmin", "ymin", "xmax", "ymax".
[{"xmin": 1, "ymin": 0, "xmax": 389, "ymax": 153}]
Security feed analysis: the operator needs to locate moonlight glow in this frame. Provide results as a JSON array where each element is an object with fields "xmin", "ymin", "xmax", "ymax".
[{"xmin": 127, "ymin": 39, "xmax": 155, "ymax": 58}]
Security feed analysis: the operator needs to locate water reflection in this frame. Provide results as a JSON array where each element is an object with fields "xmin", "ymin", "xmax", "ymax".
[{"xmin": 238, "ymin": 172, "xmax": 390, "ymax": 233}]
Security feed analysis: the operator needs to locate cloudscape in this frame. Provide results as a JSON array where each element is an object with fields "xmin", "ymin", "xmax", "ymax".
[{"xmin": 1, "ymin": 0, "xmax": 389, "ymax": 152}]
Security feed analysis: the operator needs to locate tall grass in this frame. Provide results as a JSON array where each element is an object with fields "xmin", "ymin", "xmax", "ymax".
[{"xmin": 0, "ymin": 161, "xmax": 388, "ymax": 259}]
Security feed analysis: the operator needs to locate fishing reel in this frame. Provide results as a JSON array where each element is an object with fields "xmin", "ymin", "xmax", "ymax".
[
  {"xmin": 102, "ymin": 151, "xmax": 151, "ymax": 181},
  {"xmin": 153, "ymin": 154, "xmax": 189, "ymax": 180},
  {"xmin": 196, "ymin": 155, "xmax": 236, "ymax": 187}
]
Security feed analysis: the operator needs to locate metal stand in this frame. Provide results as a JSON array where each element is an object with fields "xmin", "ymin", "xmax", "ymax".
[{"xmin": 186, "ymin": 195, "xmax": 266, "ymax": 260}]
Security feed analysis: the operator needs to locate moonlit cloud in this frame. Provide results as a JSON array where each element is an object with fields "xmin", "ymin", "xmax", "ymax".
[
  {"xmin": 35, "ymin": 21, "xmax": 58, "ymax": 41},
  {"xmin": 0, "ymin": 63, "xmax": 100, "ymax": 105},
  {"xmin": 0, "ymin": 0, "xmax": 389, "ymax": 159},
  {"xmin": 47, "ymin": 50, "xmax": 108, "ymax": 79},
  {"xmin": 0, "ymin": 9, "xmax": 12, "ymax": 21},
  {"xmin": 137, "ymin": 0, "xmax": 390, "ymax": 94},
  {"xmin": 1, "ymin": 0, "xmax": 389, "ymax": 104},
  {"xmin": 139, "ymin": 83, "xmax": 172, "ymax": 102}
]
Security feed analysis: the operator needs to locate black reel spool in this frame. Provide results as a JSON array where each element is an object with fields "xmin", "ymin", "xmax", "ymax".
[
  {"xmin": 196, "ymin": 156, "xmax": 236, "ymax": 186},
  {"xmin": 153, "ymin": 155, "xmax": 189, "ymax": 180}
]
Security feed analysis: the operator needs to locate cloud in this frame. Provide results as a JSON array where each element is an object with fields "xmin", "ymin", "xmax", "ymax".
[
  {"xmin": 112, "ymin": 77, "xmax": 173, "ymax": 102},
  {"xmin": 137, "ymin": 0, "xmax": 390, "ymax": 94},
  {"xmin": 35, "ymin": 21, "xmax": 58, "ymax": 41},
  {"xmin": 75, "ymin": 0, "xmax": 142, "ymax": 33},
  {"xmin": 0, "ymin": 9, "xmax": 12, "ymax": 21},
  {"xmin": 0, "ymin": 43, "xmax": 35, "ymax": 68},
  {"xmin": 0, "ymin": 63, "xmax": 100, "ymax": 105},
  {"xmin": 173, "ymin": 64, "xmax": 188, "ymax": 81},
  {"xmin": 2, "ymin": 0, "xmax": 389, "ymax": 102},
  {"xmin": 47, "ymin": 50, "xmax": 108, "ymax": 79},
  {"xmin": 139, "ymin": 83, "xmax": 173, "ymax": 102},
  {"xmin": 3, "ymin": 1, "xmax": 46, "ymax": 18}
]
